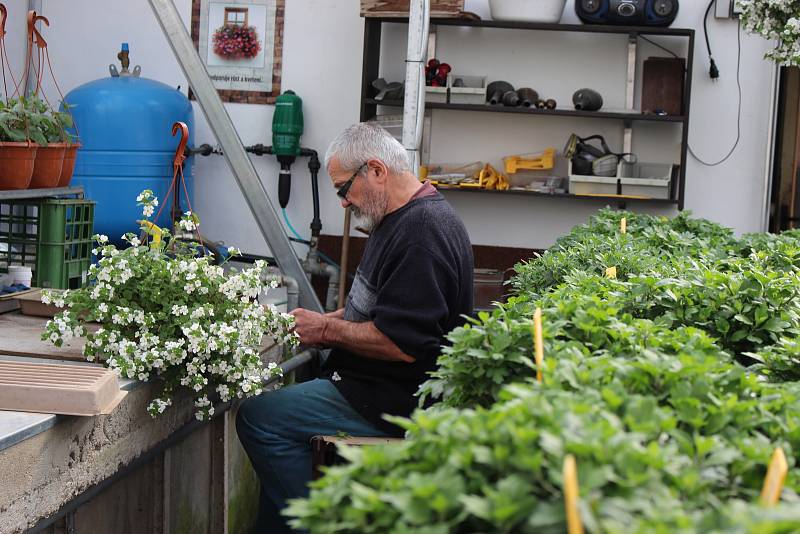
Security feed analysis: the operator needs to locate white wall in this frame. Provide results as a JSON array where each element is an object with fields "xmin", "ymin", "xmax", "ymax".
[{"xmin": 2, "ymin": 0, "xmax": 776, "ymax": 252}]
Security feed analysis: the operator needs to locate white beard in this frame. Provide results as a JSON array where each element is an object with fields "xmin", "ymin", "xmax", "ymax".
[{"xmin": 351, "ymin": 190, "xmax": 388, "ymax": 233}]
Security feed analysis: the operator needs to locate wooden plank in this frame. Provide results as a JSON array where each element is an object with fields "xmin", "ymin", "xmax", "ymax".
[
  {"xmin": 316, "ymin": 436, "xmax": 404, "ymax": 446},
  {"xmin": 360, "ymin": 0, "xmax": 463, "ymax": 17},
  {"xmin": 0, "ymin": 313, "xmax": 87, "ymax": 361}
]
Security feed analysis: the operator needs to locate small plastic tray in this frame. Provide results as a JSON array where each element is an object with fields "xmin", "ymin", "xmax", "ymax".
[
  {"xmin": 15, "ymin": 289, "xmax": 64, "ymax": 317},
  {"xmin": 448, "ymin": 74, "xmax": 486, "ymax": 105},
  {"xmin": 0, "ymin": 360, "xmax": 126, "ymax": 416}
]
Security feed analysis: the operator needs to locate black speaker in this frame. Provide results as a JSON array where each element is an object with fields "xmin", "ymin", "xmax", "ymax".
[{"xmin": 576, "ymin": 0, "xmax": 679, "ymax": 27}]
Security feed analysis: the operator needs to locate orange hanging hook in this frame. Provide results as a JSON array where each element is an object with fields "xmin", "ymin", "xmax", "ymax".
[
  {"xmin": 0, "ymin": 4, "xmax": 8, "ymax": 39},
  {"xmin": 27, "ymin": 10, "xmax": 48, "ymax": 48},
  {"xmin": 172, "ymin": 121, "xmax": 189, "ymax": 169}
]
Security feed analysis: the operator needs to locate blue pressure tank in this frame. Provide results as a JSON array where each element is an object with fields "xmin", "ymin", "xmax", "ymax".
[{"xmin": 65, "ymin": 44, "xmax": 194, "ymax": 242}]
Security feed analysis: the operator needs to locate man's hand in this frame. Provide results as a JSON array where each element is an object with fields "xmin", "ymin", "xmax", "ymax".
[{"xmin": 289, "ymin": 308, "xmax": 330, "ymax": 346}]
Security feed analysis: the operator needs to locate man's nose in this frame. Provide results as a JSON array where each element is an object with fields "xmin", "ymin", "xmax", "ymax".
[{"xmin": 340, "ymin": 197, "xmax": 351, "ymax": 208}]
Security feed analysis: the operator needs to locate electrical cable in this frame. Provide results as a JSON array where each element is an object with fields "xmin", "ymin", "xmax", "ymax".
[
  {"xmin": 704, "ymin": 0, "xmax": 720, "ymax": 79},
  {"xmin": 638, "ymin": 35, "xmax": 680, "ymax": 60},
  {"xmin": 282, "ymin": 208, "xmax": 304, "ymax": 242},
  {"xmin": 689, "ymin": 19, "xmax": 742, "ymax": 167}
]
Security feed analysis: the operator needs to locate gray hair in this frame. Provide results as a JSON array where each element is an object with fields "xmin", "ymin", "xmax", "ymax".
[{"xmin": 325, "ymin": 122, "xmax": 410, "ymax": 175}]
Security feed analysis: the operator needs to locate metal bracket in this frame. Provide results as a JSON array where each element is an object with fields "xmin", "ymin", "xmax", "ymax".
[
  {"xmin": 147, "ymin": 0, "xmax": 322, "ymax": 312},
  {"xmin": 624, "ymin": 33, "xmax": 637, "ymax": 155}
]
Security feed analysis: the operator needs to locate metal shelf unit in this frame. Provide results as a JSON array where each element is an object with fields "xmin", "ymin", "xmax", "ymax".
[{"xmin": 359, "ymin": 17, "xmax": 694, "ymax": 209}]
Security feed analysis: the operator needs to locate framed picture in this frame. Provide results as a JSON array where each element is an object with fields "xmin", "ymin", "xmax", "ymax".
[{"xmin": 190, "ymin": 0, "xmax": 284, "ymax": 104}]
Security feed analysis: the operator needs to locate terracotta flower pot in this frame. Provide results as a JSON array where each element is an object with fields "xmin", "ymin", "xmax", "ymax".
[
  {"xmin": 57, "ymin": 143, "xmax": 81, "ymax": 188},
  {"xmin": 0, "ymin": 142, "xmax": 38, "ymax": 190},
  {"xmin": 30, "ymin": 143, "xmax": 67, "ymax": 189}
]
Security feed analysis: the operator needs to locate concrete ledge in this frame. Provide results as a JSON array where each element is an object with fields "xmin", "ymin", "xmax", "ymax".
[{"xmin": 0, "ymin": 381, "xmax": 198, "ymax": 533}]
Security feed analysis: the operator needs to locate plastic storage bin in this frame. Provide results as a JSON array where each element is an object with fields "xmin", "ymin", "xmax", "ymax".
[
  {"xmin": 368, "ymin": 114, "xmax": 404, "ymax": 141},
  {"xmin": 0, "ymin": 198, "xmax": 95, "ymax": 289},
  {"xmin": 448, "ymin": 74, "xmax": 486, "ymax": 105},
  {"xmin": 567, "ymin": 160, "xmax": 672, "ymax": 199},
  {"xmin": 425, "ymin": 85, "xmax": 448, "ymax": 103}
]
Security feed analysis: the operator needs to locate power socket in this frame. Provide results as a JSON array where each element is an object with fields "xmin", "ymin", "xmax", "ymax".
[
  {"xmin": 715, "ymin": 0, "xmax": 741, "ymax": 19},
  {"xmin": 715, "ymin": 0, "xmax": 731, "ymax": 18}
]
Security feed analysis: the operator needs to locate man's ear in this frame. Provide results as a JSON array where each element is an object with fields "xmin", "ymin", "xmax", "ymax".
[{"xmin": 367, "ymin": 159, "xmax": 389, "ymax": 184}]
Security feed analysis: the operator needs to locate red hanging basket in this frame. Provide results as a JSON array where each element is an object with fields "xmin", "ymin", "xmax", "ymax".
[{"xmin": 212, "ymin": 24, "xmax": 261, "ymax": 60}]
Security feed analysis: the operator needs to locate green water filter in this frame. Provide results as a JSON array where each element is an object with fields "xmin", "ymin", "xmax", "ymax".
[{"xmin": 272, "ymin": 90, "xmax": 304, "ymax": 207}]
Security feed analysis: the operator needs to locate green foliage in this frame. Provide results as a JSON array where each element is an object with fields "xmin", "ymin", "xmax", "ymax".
[
  {"xmin": 25, "ymin": 96, "xmax": 74, "ymax": 143},
  {"xmin": 510, "ymin": 209, "xmax": 735, "ymax": 296},
  {"xmin": 288, "ymin": 210, "xmax": 800, "ymax": 533},
  {"xmin": 287, "ymin": 384, "xmax": 800, "ymax": 533},
  {"xmin": 0, "ymin": 97, "xmax": 47, "ymax": 144},
  {"xmin": 0, "ymin": 97, "xmax": 74, "ymax": 145}
]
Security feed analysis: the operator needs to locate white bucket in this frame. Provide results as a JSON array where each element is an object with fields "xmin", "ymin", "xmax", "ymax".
[
  {"xmin": 8, "ymin": 265, "xmax": 33, "ymax": 287},
  {"xmin": 488, "ymin": 0, "xmax": 567, "ymax": 23}
]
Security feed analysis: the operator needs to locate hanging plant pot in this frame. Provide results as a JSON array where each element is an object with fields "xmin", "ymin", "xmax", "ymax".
[
  {"xmin": 0, "ymin": 142, "xmax": 38, "ymax": 190},
  {"xmin": 57, "ymin": 143, "xmax": 81, "ymax": 188},
  {"xmin": 30, "ymin": 143, "xmax": 66, "ymax": 189}
]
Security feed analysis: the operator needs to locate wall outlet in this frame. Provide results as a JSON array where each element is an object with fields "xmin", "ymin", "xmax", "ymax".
[
  {"xmin": 716, "ymin": 0, "xmax": 742, "ymax": 19},
  {"xmin": 715, "ymin": 0, "xmax": 731, "ymax": 18}
]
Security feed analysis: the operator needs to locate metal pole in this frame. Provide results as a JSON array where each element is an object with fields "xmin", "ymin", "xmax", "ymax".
[
  {"xmin": 147, "ymin": 0, "xmax": 322, "ymax": 312},
  {"xmin": 402, "ymin": 0, "xmax": 430, "ymax": 173},
  {"xmin": 762, "ymin": 62, "xmax": 780, "ymax": 232}
]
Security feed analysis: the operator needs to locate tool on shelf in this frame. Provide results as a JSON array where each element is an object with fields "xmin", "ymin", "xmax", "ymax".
[{"xmin": 504, "ymin": 148, "xmax": 556, "ymax": 175}]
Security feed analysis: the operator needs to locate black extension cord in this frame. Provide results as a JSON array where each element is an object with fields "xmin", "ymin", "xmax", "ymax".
[{"xmin": 704, "ymin": 0, "xmax": 720, "ymax": 79}]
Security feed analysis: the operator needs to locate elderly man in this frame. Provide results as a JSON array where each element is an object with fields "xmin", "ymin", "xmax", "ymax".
[{"xmin": 236, "ymin": 122, "xmax": 473, "ymax": 532}]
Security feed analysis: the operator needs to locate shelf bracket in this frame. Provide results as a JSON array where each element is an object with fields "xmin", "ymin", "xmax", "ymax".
[{"xmin": 624, "ymin": 33, "xmax": 637, "ymax": 155}]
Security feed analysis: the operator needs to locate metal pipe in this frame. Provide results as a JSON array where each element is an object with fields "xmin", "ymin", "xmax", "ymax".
[
  {"xmin": 402, "ymin": 0, "xmax": 430, "ymax": 173},
  {"xmin": 301, "ymin": 149, "xmax": 323, "ymax": 238},
  {"xmin": 323, "ymin": 263, "xmax": 339, "ymax": 312},
  {"xmin": 303, "ymin": 248, "xmax": 339, "ymax": 312},
  {"xmin": 281, "ymin": 274, "xmax": 300, "ymax": 312},
  {"xmin": 147, "ymin": 0, "xmax": 322, "ymax": 312},
  {"xmin": 338, "ymin": 207, "xmax": 351, "ymax": 307}
]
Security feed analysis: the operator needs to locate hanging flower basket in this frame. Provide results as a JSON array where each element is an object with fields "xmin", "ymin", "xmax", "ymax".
[
  {"xmin": 738, "ymin": 0, "xmax": 800, "ymax": 66},
  {"xmin": 42, "ymin": 189, "xmax": 299, "ymax": 420},
  {"xmin": 212, "ymin": 24, "xmax": 262, "ymax": 60}
]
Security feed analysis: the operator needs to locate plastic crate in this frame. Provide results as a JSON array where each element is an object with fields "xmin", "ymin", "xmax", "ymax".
[
  {"xmin": 0, "ymin": 198, "xmax": 95, "ymax": 289},
  {"xmin": 567, "ymin": 160, "xmax": 672, "ymax": 199},
  {"xmin": 448, "ymin": 74, "xmax": 486, "ymax": 105}
]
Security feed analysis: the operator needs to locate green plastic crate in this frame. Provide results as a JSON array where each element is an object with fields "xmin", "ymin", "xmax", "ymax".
[{"xmin": 0, "ymin": 198, "xmax": 95, "ymax": 289}]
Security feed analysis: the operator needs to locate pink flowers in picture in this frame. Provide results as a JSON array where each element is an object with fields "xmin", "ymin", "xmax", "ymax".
[{"xmin": 212, "ymin": 24, "xmax": 262, "ymax": 60}]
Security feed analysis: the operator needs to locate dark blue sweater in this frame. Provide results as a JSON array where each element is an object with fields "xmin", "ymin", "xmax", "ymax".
[{"xmin": 322, "ymin": 192, "xmax": 473, "ymax": 435}]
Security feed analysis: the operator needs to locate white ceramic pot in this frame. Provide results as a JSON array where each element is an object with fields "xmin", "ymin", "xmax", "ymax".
[{"xmin": 488, "ymin": 0, "xmax": 567, "ymax": 23}]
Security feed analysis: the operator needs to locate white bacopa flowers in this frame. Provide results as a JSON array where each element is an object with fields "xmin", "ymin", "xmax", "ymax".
[
  {"xmin": 42, "ymin": 190, "xmax": 296, "ymax": 421},
  {"xmin": 137, "ymin": 189, "xmax": 159, "ymax": 219},
  {"xmin": 738, "ymin": 0, "xmax": 800, "ymax": 65}
]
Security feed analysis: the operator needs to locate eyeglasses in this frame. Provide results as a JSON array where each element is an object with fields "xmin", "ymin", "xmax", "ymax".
[{"xmin": 336, "ymin": 162, "xmax": 367, "ymax": 200}]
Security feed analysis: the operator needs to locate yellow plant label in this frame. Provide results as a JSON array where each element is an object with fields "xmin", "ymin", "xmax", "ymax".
[
  {"xmin": 533, "ymin": 308, "xmax": 544, "ymax": 383},
  {"xmin": 760, "ymin": 447, "xmax": 788, "ymax": 506},
  {"xmin": 620, "ymin": 217, "xmax": 627, "ymax": 234},
  {"xmin": 563, "ymin": 455, "xmax": 584, "ymax": 534},
  {"xmin": 605, "ymin": 266, "xmax": 617, "ymax": 279}
]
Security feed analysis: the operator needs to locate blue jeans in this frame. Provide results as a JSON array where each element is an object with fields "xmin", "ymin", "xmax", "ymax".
[{"xmin": 236, "ymin": 378, "xmax": 390, "ymax": 533}]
